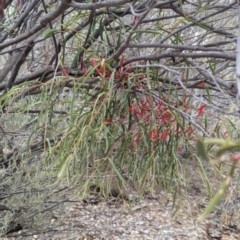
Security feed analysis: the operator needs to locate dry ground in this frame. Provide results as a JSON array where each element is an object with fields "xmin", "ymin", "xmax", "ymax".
[{"xmin": 3, "ymin": 161, "xmax": 240, "ymax": 240}]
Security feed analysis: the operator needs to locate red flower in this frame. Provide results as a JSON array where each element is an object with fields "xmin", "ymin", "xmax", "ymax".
[
  {"xmin": 222, "ymin": 131, "xmax": 228, "ymax": 138},
  {"xmin": 132, "ymin": 135, "xmax": 142, "ymax": 149},
  {"xmin": 106, "ymin": 71, "xmax": 112, "ymax": 79},
  {"xmin": 183, "ymin": 94, "xmax": 189, "ymax": 103},
  {"xmin": 139, "ymin": 99, "xmax": 150, "ymax": 111},
  {"xmin": 161, "ymin": 111, "xmax": 171, "ymax": 124},
  {"xmin": 80, "ymin": 60, "xmax": 88, "ymax": 74},
  {"xmin": 157, "ymin": 103, "xmax": 164, "ymax": 111},
  {"xmin": 196, "ymin": 105, "xmax": 206, "ymax": 117},
  {"xmin": 90, "ymin": 58, "xmax": 105, "ymax": 77},
  {"xmin": 186, "ymin": 126, "xmax": 194, "ymax": 135},
  {"xmin": 60, "ymin": 65, "xmax": 68, "ymax": 76},
  {"xmin": 146, "ymin": 116, "xmax": 152, "ymax": 122},
  {"xmin": 149, "ymin": 126, "xmax": 158, "ymax": 141},
  {"xmin": 175, "ymin": 129, "xmax": 182, "ymax": 136},
  {"xmin": 159, "ymin": 129, "xmax": 170, "ymax": 140},
  {"xmin": 197, "ymin": 82, "xmax": 206, "ymax": 87},
  {"xmin": 99, "ymin": 65, "xmax": 105, "ymax": 77},
  {"xmin": 132, "ymin": 16, "xmax": 139, "ymax": 26},
  {"xmin": 231, "ymin": 154, "xmax": 240, "ymax": 162},
  {"xmin": 129, "ymin": 104, "xmax": 134, "ymax": 113},
  {"xmin": 134, "ymin": 108, "xmax": 143, "ymax": 118},
  {"xmin": 104, "ymin": 118, "xmax": 112, "ymax": 124},
  {"xmin": 90, "ymin": 58, "xmax": 97, "ymax": 67},
  {"xmin": 119, "ymin": 55, "xmax": 125, "ymax": 67}
]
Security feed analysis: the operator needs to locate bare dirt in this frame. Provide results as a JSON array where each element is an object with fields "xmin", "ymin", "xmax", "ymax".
[{"xmin": 3, "ymin": 166, "xmax": 240, "ymax": 240}]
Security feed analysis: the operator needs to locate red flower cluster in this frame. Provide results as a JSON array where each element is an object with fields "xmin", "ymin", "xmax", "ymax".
[{"xmin": 128, "ymin": 90, "xmax": 206, "ymax": 149}]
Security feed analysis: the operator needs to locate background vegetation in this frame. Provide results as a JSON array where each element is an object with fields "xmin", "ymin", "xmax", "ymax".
[{"xmin": 0, "ymin": 0, "xmax": 239, "ymax": 237}]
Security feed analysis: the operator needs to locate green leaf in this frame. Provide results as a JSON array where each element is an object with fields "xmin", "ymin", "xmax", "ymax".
[
  {"xmin": 199, "ymin": 163, "xmax": 236, "ymax": 221},
  {"xmin": 216, "ymin": 144, "xmax": 240, "ymax": 157},
  {"xmin": 43, "ymin": 29, "xmax": 59, "ymax": 38},
  {"xmin": 196, "ymin": 140, "xmax": 210, "ymax": 161}
]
